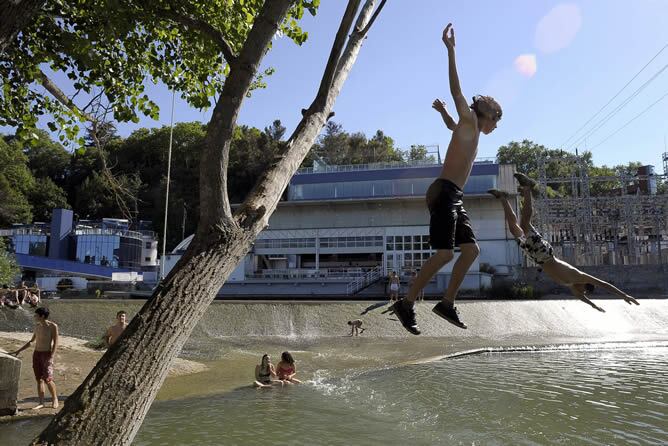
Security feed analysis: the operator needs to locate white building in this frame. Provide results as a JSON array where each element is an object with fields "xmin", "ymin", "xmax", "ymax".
[{"xmin": 165, "ymin": 160, "xmax": 521, "ymax": 297}]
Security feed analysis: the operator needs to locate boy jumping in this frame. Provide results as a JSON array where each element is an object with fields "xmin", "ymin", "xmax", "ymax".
[
  {"xmin": 488, "ymin": 174, "xmax": 640, "ymax": 311},
  {"xmin": 392, "ymin": 23, "xmax": 502, "ymax": 334}
]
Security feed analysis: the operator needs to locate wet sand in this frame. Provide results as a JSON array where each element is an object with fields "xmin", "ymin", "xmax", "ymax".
[{"xmin": 0, "ymin": 332, "xmax": 208, "ymax": 422}]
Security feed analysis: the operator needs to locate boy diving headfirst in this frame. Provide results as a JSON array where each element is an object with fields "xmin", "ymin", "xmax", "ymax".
[{"xmin": 488, "ymin": 174, "xmax": 640, "ymax": 312}]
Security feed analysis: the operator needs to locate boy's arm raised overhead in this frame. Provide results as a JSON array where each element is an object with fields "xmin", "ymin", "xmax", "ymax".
[{"xmin": 443, "ymin": 23, "xmax": 474, "ymax": 123}]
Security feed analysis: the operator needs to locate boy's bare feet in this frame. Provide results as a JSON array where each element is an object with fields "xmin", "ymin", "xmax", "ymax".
[{"xmin": 52, "ymin": 398, "xmax": 59, "ymax": 409}]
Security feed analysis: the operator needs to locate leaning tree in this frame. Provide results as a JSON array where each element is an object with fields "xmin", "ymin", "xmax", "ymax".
[{"xmin": 1, "ymin": 0, "xmax": 388, "ymax": 444}]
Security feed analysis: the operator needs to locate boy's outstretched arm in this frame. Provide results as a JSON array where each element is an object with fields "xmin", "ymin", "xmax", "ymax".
[
  {"xmin": 443, "ymin": 23, "xmax": 473, "ymax": 122},
  {"xmin": 432, "ymin": 99, "xmax": 456, "ymax": 131},
  {"xmin": 584, "ymin": 275, "xmax": 640, "ymax": 305},
  {"xmin": 569, "ymin": 286, "xmax": 606, "ymax": 312}
]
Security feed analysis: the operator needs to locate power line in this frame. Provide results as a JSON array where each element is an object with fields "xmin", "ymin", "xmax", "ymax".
[
  {"xmin": 588, "ymin": 89, "xmax": 668, "ymax": 151},
  {"xmin": 567, "ymin": 61, "xmax": 668, "ymax": 151},
  {"xmin": 559, "ymin": 42, "xmax": 668, "ymax": 149}
]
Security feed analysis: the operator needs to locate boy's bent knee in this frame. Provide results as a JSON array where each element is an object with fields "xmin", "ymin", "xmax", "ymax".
[
  {"xmin": 434, "ymin": 249, "xmax": 455, "ymax": 264},
  {"xmin": 460, "ymin": 243, "xmax": 480, "ymax": 258}
]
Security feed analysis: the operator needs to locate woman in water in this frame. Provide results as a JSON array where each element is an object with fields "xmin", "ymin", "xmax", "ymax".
[
  {"xmin": 254, "ymin": 354, "xmax": 280, "ymax": 388},
  {"xmin": 276, "ymin": 351, "xmax": 301, "ymax": 384}
]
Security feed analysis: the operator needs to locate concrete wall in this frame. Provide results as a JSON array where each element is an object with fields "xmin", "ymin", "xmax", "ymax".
[
  {"xmin": 0, "ymin": 353, "xmax": 20, "ymax": 416},
  {"xmin": 2, "ymin": 299, "xmax": 667, "ymax": 341}
]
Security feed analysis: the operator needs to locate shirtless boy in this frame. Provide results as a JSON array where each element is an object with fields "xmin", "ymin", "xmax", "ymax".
[
  {"xmin": 105, "ymin": 310, "xmax": 128, "ymax": 347},
  {"xmin": 392, "ymin": 23, "xmax": 502, "ymax": 335},
  {"xmin": 388, "ymin": 271, "xmax": 400, "ymax": 302},
  {"xmin": 11, "ymin": 307, "xmax": 60, "ymax": 409},
  {"xmin": 488, "ymin": 174, "xmax": 640, "ymax": 312}
]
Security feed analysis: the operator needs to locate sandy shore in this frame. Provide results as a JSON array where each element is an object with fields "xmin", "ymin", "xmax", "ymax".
[{"xmin": 0, "ymin": 331, "xmax": 208, "ymax": 422}]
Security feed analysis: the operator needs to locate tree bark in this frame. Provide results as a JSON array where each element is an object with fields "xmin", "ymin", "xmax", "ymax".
[
  {"xmin": 34, "ymin": 1, "xmax": 383, "ymax": 444},
  {"xmin": 0, "ymin": 0, "xmax": 45, "ymax": 53}
]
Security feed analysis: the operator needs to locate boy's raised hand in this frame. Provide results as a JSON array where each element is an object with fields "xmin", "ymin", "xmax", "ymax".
[
  {"xmin": 442, "ymin": 23, "xmax": 455, "ymax": 49},
  {"xmin": 432, "ymin": 99, "xmax": 447, "ymax": 114}
]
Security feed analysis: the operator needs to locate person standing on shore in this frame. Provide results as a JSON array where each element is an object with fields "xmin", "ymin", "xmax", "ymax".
[{"xmin": 11, "ymin": 307, "xmax": 60, "ymax": 409}]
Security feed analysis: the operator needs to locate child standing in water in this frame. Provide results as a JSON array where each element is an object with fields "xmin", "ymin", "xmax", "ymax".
[{"xmin": 347, "ymin": 319, "xmax": 366, "ymax": 336}]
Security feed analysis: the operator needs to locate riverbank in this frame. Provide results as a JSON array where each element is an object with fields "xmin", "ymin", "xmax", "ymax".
[{"xmin": 0, "ymin": 332, "xmax": 207, "ymax": 423}]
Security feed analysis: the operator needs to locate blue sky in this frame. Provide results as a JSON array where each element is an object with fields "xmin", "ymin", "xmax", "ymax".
[{"xmin": 13, "ymin": 1, "xmax": 668, "ymax": 170}]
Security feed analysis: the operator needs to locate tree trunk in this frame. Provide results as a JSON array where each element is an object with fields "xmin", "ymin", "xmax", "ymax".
[
  {"xmin": 34, "ymin": 1, "xmax": 383, "ymax": 444},
  {"xmin": 0, "ymin": 0, "xmax": 45, "ymax": 53}
]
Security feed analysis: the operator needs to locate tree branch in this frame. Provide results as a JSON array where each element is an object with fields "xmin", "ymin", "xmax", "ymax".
[
  {"xmin": 159, "ymin": 9, "xmax": 238, "ymax": 66},
  {"xmin": 306, "ymin": 0, "xmax": 361, "ymax": 113},
  {"xmin": 360, "ymin": 0, "xmax": 387, "ymax": 35},
  {"xmin": 0, "ymin": 0, "xmax": 45, "ymax": 53},
  {"xmin": 37, "ymin": 69, "xmax": 97, "ymax": 122},
  {"xmin": 196, "ymin": 0, "xmax": 295, "ymax": 233},
  {"xmin": 236, "ymin": 0, "xmax": 382, "ymax": 230}
]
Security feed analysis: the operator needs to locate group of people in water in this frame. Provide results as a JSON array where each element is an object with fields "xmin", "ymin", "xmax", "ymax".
[
  {"xmin": 0, "ymin": 281, "xmax": 41, "ymax": 308},
  {"xmin": 390, "ymin": 23, "xmax": 640, "ymax": 336},
  {"xmin": 253, "ymin": 351, "xmax": 302, "ymax": 388}
]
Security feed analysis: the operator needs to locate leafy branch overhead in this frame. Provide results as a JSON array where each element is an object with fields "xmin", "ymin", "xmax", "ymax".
[{"xmin": 0, "ymin": 0, "xmax": 319, "ymax": 143}]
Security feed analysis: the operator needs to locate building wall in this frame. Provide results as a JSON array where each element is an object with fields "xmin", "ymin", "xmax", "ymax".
[
  {"xmin": 141, "ymin": 236, "xmax": 158, "ymax": 267},
  {"xmin": 261, "ymin": 194, "xmax": 521, "ymax": 271}
]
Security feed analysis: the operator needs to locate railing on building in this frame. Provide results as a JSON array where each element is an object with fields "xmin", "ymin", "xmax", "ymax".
[
  {"xmin": 74, "ymin": 227, "xmax": 144, "ymax": 240},
  {"xmin": 346, "ymin": 265, "xmax": 383, "ymax": 295},
  {"xmin": 0, "ymin": 227, "xmax": 50, "ymax": 236},
  {"xmin": 296, "ymin": 157, "xmax": 496, "ymax": 175},
  {"xmin": 245, "ymin": 267, "xmax": 374, "ymax": 281}
]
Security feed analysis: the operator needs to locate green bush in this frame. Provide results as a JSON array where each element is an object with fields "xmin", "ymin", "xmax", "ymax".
[{"xmin": 484, "ymin": 281, "xmax": 541, "ymax": 299}]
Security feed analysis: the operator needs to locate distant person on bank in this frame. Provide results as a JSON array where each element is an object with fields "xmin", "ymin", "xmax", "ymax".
[
  {"xmin": 105, "ymin": 310, "xmax": 128, "ymax": 347},
  {"xmin": 11, "ymin": 307, "xmax": 60, "ymax": 409},
  {"xmin": 0, "ymin": 284, "xmax": 20, "ymax": 309},
  {"xmin": 388, "ymin": 271, "xmax": 400, "ymax": 302},
  {"xmin": 276, "ymin": 351, "xmax": 302, "ymax": 384},
  {"xmin": 24, "ymin": 283, "xmax": 41, "ymax": 307}
]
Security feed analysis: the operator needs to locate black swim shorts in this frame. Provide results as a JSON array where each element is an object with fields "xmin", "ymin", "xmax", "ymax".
[{"xmin": 426, "ymin": 178, "xmax": 476, "ymax": 250}]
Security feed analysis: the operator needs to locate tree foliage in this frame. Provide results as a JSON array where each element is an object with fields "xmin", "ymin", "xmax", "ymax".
[
  {"xmin": 0, "ymin": 137, "xmax": 34, "ymax": 225},
  {"xmin": 1, "ymin": 0, "xmax": 317, "ymax": 144},
  {"xmin": 497, "ymin": 139, "xmax": 651, "ymax": 197},
  {"xmin": 0, "ymin": 237, "xmax": 20, "ymax": 285}
]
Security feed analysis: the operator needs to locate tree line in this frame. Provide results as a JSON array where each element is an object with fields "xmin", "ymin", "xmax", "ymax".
[{"xmin": 0, "ymin": 120, "xmax": 436, "ymax": 249}]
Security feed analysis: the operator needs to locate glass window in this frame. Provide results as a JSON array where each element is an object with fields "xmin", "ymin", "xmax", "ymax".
[{"xmin": 422, "ymin": 235, "xmax": 431, "ymax": 250}]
